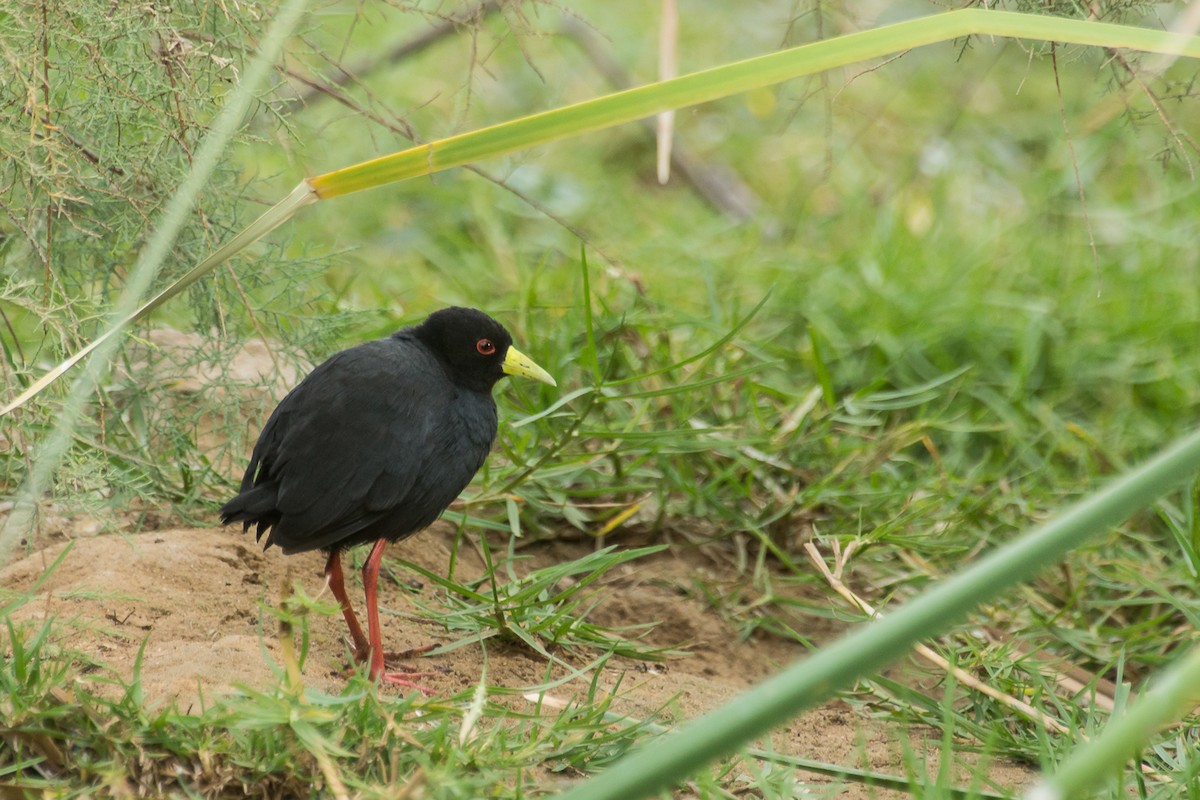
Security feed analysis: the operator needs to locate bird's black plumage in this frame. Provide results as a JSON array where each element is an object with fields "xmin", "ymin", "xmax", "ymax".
[
  {"xmin": 221, "ymin": 308, "xmax": 509, "ymax": 553},
  {"xmin": 219, "ymin": 306, "xmax": 555, "ymax": 687}
]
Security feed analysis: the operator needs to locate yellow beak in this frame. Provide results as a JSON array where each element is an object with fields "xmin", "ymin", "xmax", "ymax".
[{"xmin": 502, "ymin": 345, "xmax": 556, "ymax": 387}]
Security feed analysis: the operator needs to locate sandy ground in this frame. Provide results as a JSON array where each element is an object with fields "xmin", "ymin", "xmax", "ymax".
[{"xmin": 2, "ymin": 520, "xmax": 1039, "ymax": 797}]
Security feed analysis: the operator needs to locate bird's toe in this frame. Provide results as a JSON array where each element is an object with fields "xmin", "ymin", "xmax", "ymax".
[
  {"xmin": 379, "ymin": 670, "xmax": 439, "ymax": 693},
  {"xmin": 382, "ymin": 642, "xmax": 438, "ymax": 660}
]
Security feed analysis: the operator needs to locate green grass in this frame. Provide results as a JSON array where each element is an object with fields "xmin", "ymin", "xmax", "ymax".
[
  {"xmin": 4, "ymin": 0, "xmax": 1200, "ymax": 797},
  {"xmin": 0, "ymin": 616, "xmax": 652, "ymax": 798}
]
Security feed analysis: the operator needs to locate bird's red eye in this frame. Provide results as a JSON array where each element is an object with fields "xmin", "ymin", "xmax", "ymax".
[{"xmin": 476, "ymin": 338, "xmax": 496, "ymax": 355}]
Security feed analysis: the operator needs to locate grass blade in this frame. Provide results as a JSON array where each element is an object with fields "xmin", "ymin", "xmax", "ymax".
[
  {"xmin": 307, "ymin": 10, "xmax": 1200, "ymax": 198},
  {"xmin": 1028, "ymin": 643, "xmax": 1200, "ymax": 800},
  {"xmin": 556, "ymin": 426, "xmax": 1200, "ymax": 800}
]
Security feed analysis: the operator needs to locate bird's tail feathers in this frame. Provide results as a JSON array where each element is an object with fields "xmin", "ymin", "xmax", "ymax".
[{"xmin": 219, "ymin": 484, "xmax": 281, "ymax": 546}]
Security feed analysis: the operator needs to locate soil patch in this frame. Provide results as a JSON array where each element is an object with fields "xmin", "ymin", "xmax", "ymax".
[{"xmin": 2, "ymin": 524, "xmax": 1038, "ymax": 797}]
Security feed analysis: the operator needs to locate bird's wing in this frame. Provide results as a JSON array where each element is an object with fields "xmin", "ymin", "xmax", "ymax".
[{"xmin": 251, "ymin": 340, "xmax": 459, "ymax": 550}]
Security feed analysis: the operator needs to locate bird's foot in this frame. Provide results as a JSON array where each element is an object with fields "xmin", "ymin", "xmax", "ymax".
[{"xmin": 365, "ymin": 644, "xmax": 448, "ymax": 693}]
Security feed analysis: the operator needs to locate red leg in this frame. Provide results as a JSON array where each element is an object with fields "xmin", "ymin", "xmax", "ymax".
[
  {"xmin": 362, "ymin": 538, "xmax": 437, "ymax": 691},
  {"xmin": 324, "ymin": 549, "xmax": 370, "ymax": 661}
]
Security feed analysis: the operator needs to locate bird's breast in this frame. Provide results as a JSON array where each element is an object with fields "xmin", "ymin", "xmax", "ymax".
[{"xmin": 449, "ymin": 389, "xmax": 500, "ymax": 450}]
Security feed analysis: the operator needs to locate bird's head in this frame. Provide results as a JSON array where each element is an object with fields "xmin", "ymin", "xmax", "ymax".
[{"xmin": 415, "ymin": 307, "xmax": 556, "ymax": 393}]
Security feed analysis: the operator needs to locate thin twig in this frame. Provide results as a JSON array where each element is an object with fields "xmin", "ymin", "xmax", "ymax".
[
  {"xmin": 559, "ymin": 17, "xmax": 763, "ymax": 222},
  {"xmin": 803, "ymin": 540, "xmax": 1073, "ymax": 735},
  {"xmin": 656, "ymin": 0, "xmax": 677, "ymax": 185},
  {"xmin": 805, "ymin": 541, "xmax": 1176, "ymax": 781},
  {"xmin": 286, "ymin": 1, "xmax": 501, "ymax": 108}
]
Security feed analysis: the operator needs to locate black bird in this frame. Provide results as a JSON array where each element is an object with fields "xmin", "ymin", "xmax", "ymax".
[{"xmin": 220, "ymin": 307, "xmax": 555, "ymax": 687}]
